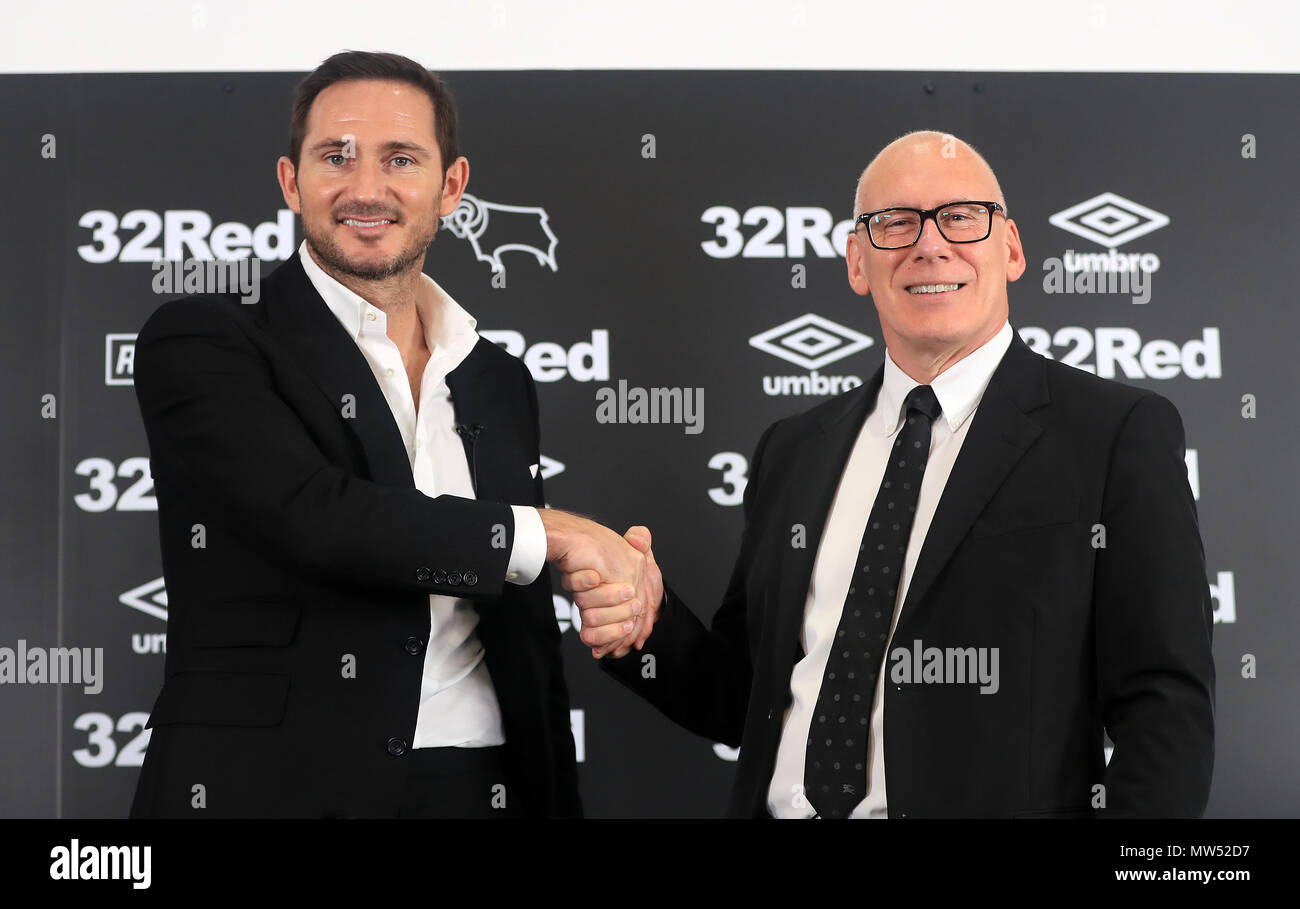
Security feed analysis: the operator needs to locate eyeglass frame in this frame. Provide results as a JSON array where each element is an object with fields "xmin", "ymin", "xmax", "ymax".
[{"xmin": 854, "ymin": 200, "xmax": 1007, "ymax": 250}]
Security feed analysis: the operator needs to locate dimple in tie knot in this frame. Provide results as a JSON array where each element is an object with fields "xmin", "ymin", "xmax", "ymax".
[{"xmin": 903, "ymin": 384, "xmax": 942, "ymax": 422}]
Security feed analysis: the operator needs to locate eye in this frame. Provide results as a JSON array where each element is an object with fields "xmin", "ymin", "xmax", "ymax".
[
  {"xmin": 391, "ymin": 156, "xmax": 413, "ymax": 167},
  {"xmin": 326, "ymin": 153, "xmax": 348, "ymax": 166}
]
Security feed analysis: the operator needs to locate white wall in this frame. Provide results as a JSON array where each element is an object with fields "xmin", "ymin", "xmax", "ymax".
[{"xmin": 6, "ymin": 0, "xmax": 1298, "ymax": 73}]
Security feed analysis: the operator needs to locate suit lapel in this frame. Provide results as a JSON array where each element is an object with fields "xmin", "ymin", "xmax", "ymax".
[
  {"xmin": 263, "ymin": 255, "xmax": 414, "ymax": 488},
  {"xmin": 897, "ymin": 332, "xmax": 1050, "ymax": 620},
  {"xmin": 444, "ymin": 339, "xmax": 515, "ymax": 503}
]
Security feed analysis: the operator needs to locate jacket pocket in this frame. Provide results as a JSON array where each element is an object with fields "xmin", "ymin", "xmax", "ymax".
[
  {"xmin": 188, "ymin": 596, "xmax": 301, "ymax": 648},
  {"xmin": 147, "ymin": 670, "xmax": 290, "ymax": 728},
  {"xmin": 971, "ymin": 495, "xmax": 1080, "ymax": 539}
]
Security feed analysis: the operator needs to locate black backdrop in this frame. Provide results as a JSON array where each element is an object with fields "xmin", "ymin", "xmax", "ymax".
[{"xmin": 3, "ymin": 71, "xmax": 1296, "ymax": 817}]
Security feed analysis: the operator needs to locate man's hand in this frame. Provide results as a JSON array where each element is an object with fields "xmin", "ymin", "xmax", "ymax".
[
  {"xmin": 540, "ymin": 510, "xmax": 653, "ymax": 654},
  {"xmin": 563, "ymin": 526, "xmax": 664, "ymax": 660}
]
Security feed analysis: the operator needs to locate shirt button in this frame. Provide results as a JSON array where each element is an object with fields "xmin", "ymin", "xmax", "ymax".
[
  {"xmin": 366, "ymin": 312, "xmax": 377, "ymax": 321},
  {"xmin": 386, "ymin": 737, "xmax": 407, "ymax": 757},
  {"xmin": 385, "ymin": 368, "xmax": 394, "ymax": 377},
  {"xmin": 403, "ymin": 636, "xmax": 424, "ymax": 655},
  {"xmin": 506, "ymin": 571, "xmax": 519, "ymax": 581}
]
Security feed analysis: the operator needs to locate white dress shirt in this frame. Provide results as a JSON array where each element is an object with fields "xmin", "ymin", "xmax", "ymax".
[
  {"xmin": 298, "ymin": 241, "xmax": 547, "ymax": 748},
  {"xmin": 768, "ymin": 321, "xmax": 1014, "ymax": 817}
]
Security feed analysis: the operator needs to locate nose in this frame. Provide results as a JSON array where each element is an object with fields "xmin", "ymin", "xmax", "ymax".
[
  {"xmin": 911, "ymin": 215, "xmax": 952, "ymax": 260},
  {"xmin": 346, "ymin": 156, "xmax": 386, "ymax": 206}
]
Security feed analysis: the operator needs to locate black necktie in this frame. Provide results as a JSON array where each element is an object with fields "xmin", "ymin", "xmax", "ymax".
[{"xmin": 804, "ymin": 384, "xmax": 942, "ymax": 819}]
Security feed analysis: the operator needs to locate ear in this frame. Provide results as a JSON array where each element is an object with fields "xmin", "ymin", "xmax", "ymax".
[
  {"xmin": 845, "ymin": 229, "xmax": 872, "ymax": 296},
  {"xmin": 1003, "ymin": 218, "xmax": 1026, "ymax": 283},
  {"xmin": 439, "ymin": 156, "xmax": 470, "ymax": 217},
  {"xmin": 276, "ymin": 156, "xmax": 301, "ymax": 214}
]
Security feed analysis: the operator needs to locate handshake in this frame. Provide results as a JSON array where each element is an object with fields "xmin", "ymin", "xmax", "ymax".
[{"xmin": 538, "ymin": 510, "xmax": 664, "ymax": 660}]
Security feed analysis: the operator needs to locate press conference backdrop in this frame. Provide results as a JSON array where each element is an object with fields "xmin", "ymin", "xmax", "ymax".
[{"xmin": 3, "ymin": 71, "xmax": 1297, "ymax": 818}]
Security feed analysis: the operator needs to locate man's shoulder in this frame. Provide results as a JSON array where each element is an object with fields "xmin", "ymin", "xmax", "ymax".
[
  {"xmin": 470, "ymin": 333, "xmax": 528, "ymax": 368},
  {"xmin": 753, "ymin": 381, "xmax": 874, "ymax": 458},
  {"xmin": 137, "ymin": 292, "xmax": 260, "ymax": 346},
  {"xmin": 1033, "ymin": 348, "xmax": 1178, "ymax": 425},
  {"xmin": 461, "ymin": 333, "xmax": 536, "ymax": 387},
  {"xmin": 139, "ymin": 255, "xmax": 305, "ymax": 340}
]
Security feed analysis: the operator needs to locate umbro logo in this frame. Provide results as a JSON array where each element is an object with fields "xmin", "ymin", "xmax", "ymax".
[
  {"xmin": 1048, "ymin": 192, "xmax": 1169, "ymax": 248},
  {"xmin": 120, "ymin": 577, "xmax": 168, "ymax": 622},
  {"xmin": 749, "ymin": 313, "xmax": 874, "ymax": 370},
  {"xmin": 749, "ymin": 314, "xmax": 871, "ymax": 397}
]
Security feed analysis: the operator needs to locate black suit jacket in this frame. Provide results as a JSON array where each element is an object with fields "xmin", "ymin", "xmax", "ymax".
[
  {"xmin": 129, "ymin": 254, "xmax": 581, "ymax": 818},
  {"xmin": 603, "ymin": 331, "xmax": 1215, "ymax": 818}
]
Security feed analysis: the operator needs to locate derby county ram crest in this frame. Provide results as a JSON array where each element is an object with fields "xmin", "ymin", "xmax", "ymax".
[{"xmin": 442, "ymin": 193, "xmax": 560, "ymax": 274}]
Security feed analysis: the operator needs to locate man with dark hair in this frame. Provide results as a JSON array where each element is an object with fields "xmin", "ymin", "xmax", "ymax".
[
  {"xmin": 129, "ymin": 50, "xmax": 651, "ymax": 818},
  {"xmin": 572, "ymin": 131, "xmax": 1215, "ymax": 819}
]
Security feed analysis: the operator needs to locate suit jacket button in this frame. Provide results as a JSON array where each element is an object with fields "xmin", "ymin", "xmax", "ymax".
[
  {"xmin": 386, "ymin": 737, "xmax": 407, "ymax": 757},
  {"xmin": 415, "ymin": 567, "xmax": 431, "ymax": 581},
  {"xmin": 447, "ymin": 571, "xmax": 463, "ymax": 586},
  {"xmin": 464, "ymin": 570, "xmax": 478, "ymax": 587},
  {"xmin": 403, "ymin": 636, "xmax": 424, "ymax": 655},
  {"xmin": 432, "ymin": 569, "xmax": 448, "ymax": 585}
]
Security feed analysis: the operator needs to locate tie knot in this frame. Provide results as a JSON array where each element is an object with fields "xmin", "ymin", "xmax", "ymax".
[{"xmin": 903, "ymin": 384, "xmax": 942, "ymax": 422}]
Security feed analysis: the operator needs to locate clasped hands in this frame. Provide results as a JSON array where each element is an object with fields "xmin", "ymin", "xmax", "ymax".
[{"xmin": 539, "ymin": 510, "xmax": 663, "ymax": 659}]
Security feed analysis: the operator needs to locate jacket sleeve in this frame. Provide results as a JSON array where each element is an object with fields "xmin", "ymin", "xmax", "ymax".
[
  {"xmin": 1094, "ymin": 392, "xmax": 1216, "ymax": 817},
  {"xmin": 133, "ymin": 297, "xmax": 515, "ymax": 599},
  {"xmin": 597, "ymin": 419, "xmax": 782, "ymax": 746}
]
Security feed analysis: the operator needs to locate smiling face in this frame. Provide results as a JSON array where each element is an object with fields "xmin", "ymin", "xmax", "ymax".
[
  {"xmin": 277, "ymin": 78, "xmax": 467, "ymax": 282},
  {"xmin": 845, "ymin": 134, "xmax": 1025, "ymax": 378}
]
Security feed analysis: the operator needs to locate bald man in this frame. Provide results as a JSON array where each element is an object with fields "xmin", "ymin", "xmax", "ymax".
[{"xmin": 572, "ymin": 131, "xmax": 1215, "ymax": 818}]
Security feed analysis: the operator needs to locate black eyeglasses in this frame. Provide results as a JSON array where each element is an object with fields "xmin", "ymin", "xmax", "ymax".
[{"xmin": 854, "ymin": 201, "xmax": 1006, "ymax": 250}]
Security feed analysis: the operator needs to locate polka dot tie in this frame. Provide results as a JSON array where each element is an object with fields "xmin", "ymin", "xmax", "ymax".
[{"xmin": 804, "ymin": 384, "xmax": 941, "ymax": 819}]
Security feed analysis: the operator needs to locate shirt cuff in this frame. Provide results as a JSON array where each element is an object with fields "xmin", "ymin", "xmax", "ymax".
[{"xmin": 506, "ymin": 505, "xmax": 546, "ymax": 585}]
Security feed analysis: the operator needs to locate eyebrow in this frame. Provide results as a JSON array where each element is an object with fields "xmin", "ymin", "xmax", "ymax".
[{"xmin": 307, "ymin": 138, "xmax": 434, "ymax": 157}]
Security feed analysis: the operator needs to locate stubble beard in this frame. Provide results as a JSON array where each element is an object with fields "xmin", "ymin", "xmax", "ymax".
[{"xmin": 303, "ymin": 194, "xmax": 442, "ymax": 282}]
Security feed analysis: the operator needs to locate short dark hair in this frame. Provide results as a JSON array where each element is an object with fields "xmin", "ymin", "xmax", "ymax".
[{"xmin": 288, "ymin": 50, "xmax": 459, "ymax": 173}]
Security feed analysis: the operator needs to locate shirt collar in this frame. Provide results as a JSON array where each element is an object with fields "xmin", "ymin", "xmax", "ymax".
[
  {"xmin": 876, "ymin": 320, "xmax": 1013, "ymax": 435},
  {"xmin": 297, "ymin": 240, "xmax": 479, "ymax": 366}
]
